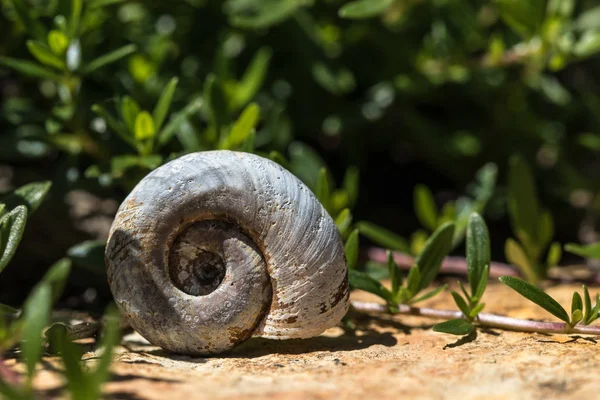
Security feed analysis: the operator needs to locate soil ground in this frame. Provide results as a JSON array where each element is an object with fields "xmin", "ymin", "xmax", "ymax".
[{"xmin": 6, "ymin": 280, "xmax": 600, "ymax": 399}]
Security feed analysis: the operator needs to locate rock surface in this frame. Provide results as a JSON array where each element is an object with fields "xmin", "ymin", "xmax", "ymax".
[{"xmin": 7, "ymin": 281, "xmax": 600, "ymax": 399}]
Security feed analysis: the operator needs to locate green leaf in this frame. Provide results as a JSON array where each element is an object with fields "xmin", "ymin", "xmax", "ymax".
[
  {"xmin": 268, "ymin": 151, "xmax": 289, "ymax": 170},
  {"xmin": 67, "ymin": 240, "xmax": 106, "ymax": 275},
  {"xmin": 410, "ymin": 230, "xmax": 428, "ymax": 257},
  {"xmin": 0, "ymin": 206, "xmax": 28, "ymax": 274},
  {"xmin": 345, "ymin": 229, "xmax": 359, "ymax": 270},
  {"xmin": 572, "ymin": 291, "xmax": 583, "ymax": 316},
  {"xmin": 21, "ymin": 283, "xmax": 52, "ymax": 384},
  {"xmin": 232, "ymin": 48, "xmax": 272, "ymax": 110},
  {"xmin": 0, "ymin": 56, "xmax": 63, "ymax": 81},
  {"xmin": 87, "ymin": 306, "xmax": 120, "ymax": 400},
  {"xmin": 91, "ymin": 104, "xmax": 135, "ymax": 148},
  {"xmin": 466, "ymin": 213, "xmax": 490, "ymax": 297},
  {"xmin": 473, "ymin": 264, "xmax": 489, "ymax": 302},
  {"xmin": 157, "ymin": 96, "xmax": 203, "ymax": 148},
  {"xmin": 52, "ymin": 324, "xmax": 86, "ymax": 397},
  {"xmin": 110, "ymin": 155, "xmax": 163, "ymax": 178},
  {"xmin": 120, "ymin": 96, "xmax": 140, "ymax": 134},
  {"xmin": 134, "ymin": 111, "xmax": 156, "ymax": 141},
  {"xmin": 571, "ymin": 309, "xmax": 583, "ymax": 325},
  {"xmin": 205, "ymin": 74, "xmax": 228, "ymax": 140},
  {"xmin": 564, "ymin": 242, "xmax": 600, "ymax": 259},
  {"xmin": 341, "ymin": 166, "xmax": 359, "ymax": 209},
  {"xmin": 338, "ymin": 0, "xmax": 394, "ymax": 19},
  {"xmin": 583, "ymin": 285, "xmax": 592, "ymax": 324},
  {"xmin": 405, "ymin": 265, "xmax": 421, "ymax": 298},
  {"xmin": 26, "ymin": 41, "xmax": 65, "ymax": 70},
  {"xmin": 507, "ymin": 155, "xmax": 539, "ymax": 249},
  {"xmin": 1, "ymin": 181, "xmax": 51, "ymax": 214},
  {"xmin": 410, "ymin": 284, "xmax": 447, "ymax": 304},
  {"xmin": 538, "ymin": 211, "xmax": 554, "ymax": 251},
  {"xmin": 469, "ymin": 303, "xmax": 485, "ymax": 318},
  {"xmin": 315, "ymin": 168, "xmax": 330, "ymax": 210},
  {"xmin": 414, "ymin": 184, "xmax": 438, "ymax": 231},
  {"xmin": 48, "ymin": 30, "xmax": 69, "ymax": 55},
  {"xmin": 9, "ymin": 0, "xmax": 46, "ymax": 40},
  {"xmin": 82, "ymin": 44, "xmax": 137, "ymax": 75},
  {"xmin": 432, "ymin": 319, "xmax": 474, "ymax": 335},
  {"xmin": 153, "ymin": 77, "xmax": 179, "ymax": 132},
  {"xmin": 499, "ymin": 276, "xmax": 570, "ymax": 323},
  {"xmin": 222, "ymin": 103, "xmax": 260, "ymax": 150},
  {"xmin": 505, "ymin": 238, "xmax": 538, "ymax": 284},
  {"xmin": 41, "ymin": 258, "xmax": 72, "ymax": 302},
  {"xmin": 451, "ymin": 291, "xmax": 471, "ymax": 316},
  {"xmin": 335, "ymin": 208, "xmax": 353, "ymax": 237},
  {"xmin": 87, "ymin": 0, "xmax": 127, "ymax": 9},
  {"xmin": 494, "ymin": 0, "xmax": 545, "ymax": 38},
  {"xmin": 348, "ymin": 269, "xmax": 392, "ymax": 302},
  {"xmin": 69, "ymin": 0, "xmax": 83, "ymax": 38},
  {"xmin": 228, "ymin": 1, "xmax": 304, "ymax": 30},
  {"xmin": 575, "ymin": 5, "xmax": 600, "ymax": 30},
  {"xmin": 388, "ymin": 250, "xmax": 401, "ymax": 298},
  {"xmin": 574, "ymin": 31, "xmax": 600, "ymax": 59},
  {"xmin": 414, "ymin": 222, "xmax": 455, "ymax": 290},
  {"xmin": 546, "ymin": 242, "xmax": 562, "ymax": 267},
  {"xmin": 0, "ymin": 303, "xmax": 19, "ymax": 316},
  {"xmin": 356, "ymin": 221, "xmax": 410, "ymax": 252}
]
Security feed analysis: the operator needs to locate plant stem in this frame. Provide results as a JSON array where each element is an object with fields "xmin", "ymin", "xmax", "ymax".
[
  {"xmin": 350, "ymin": 301, "xmax": 600, "ymax": 335},
  {"xmin": 364, "ymin": 247, "xmax": 600, "ymax": 285}
]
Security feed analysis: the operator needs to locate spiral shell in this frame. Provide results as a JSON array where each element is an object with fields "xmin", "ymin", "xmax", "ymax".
[{"xmin": 105, "ymin": 150, "xmax": 349, "ymax": 355}]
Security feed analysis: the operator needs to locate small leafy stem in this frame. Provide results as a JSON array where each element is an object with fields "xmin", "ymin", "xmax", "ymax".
[{"xmin": 350, "ymin": 299, "xmax": 600, "ymax": 335}]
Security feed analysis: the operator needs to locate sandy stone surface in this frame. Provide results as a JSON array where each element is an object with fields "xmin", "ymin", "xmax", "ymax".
[{"xmin": 7, "ymin": 281, "xmax": 600, "ymax": 399}]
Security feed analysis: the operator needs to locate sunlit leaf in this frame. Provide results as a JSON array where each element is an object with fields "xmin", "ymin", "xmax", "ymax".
[
  {"xmin": 546, "ymin": 242, "xmax": 561, "ymax": 267},
  {"xmin": 120, "ymin": 96, "xmax": 140, "ymax": 134},
  {"xmin": 232, "ymin": 48, "xmax": 272, "ymax": 109},
  {"xmin": 414, "ymin": 222, "xmax": 455, "ymax": 290},
  {"xmin": 466, "ymin": 213, "xmax": 490, "ymax": 297},
  {"xmin": 26, "ymin": 41, "xmax": 65, "ymax": 70},
  {"xmin": 221, "ymin": 103, "xmax": 260, "ymax": 150},
  {"xmin": 1, "ymin": 181, "xmax": 51, "ymax": 214},
  {"xmin": 134, "ymin": 111, "xmax": 156, "ymax": 141},
  {"xmin": 505, "ymin": 238, "xmax": 537, "ymax": 284},
  {"xmin": 499, "ymin": 276, "xmax": 570, "ymax": 323},
  {"xmin": 0, "ymin": 206, "xmax": 28, "ymax": 274},
  {"xmin": 451, "ymin": 291, "xmax": 470, "ymax": 316},
  {"xmin": 47, "ymin": 30, "xmax": 69, "ymax": 56},
  {"xmin": 335, "ymin": 208, "xmax": 353, "ymax": 237},
  {"xmin": 21, "ymin": 283, "xmax": 52, "ymax": 384},
  {"xmin": 157, "ymin": 96, "xmax": 203, "ymax": 148},
  {"xmin": 345, "ymin": 229, "xmax": 359, "ymax": 270},
  {"xmin": 348, "ymin": 269, "xmax": 392, "ymax": 302}
]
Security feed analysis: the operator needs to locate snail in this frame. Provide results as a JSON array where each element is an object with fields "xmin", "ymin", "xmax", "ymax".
[{"xmin": 105, "ymin": 150, "xmax": 349, "ymax": 355}]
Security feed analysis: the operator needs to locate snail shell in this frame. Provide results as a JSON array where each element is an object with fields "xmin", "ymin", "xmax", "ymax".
[{"xmin": 105, "ymin": 150, "xmax": 349, "ymax": 355}]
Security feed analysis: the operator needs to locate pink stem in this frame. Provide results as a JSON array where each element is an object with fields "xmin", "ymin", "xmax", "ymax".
[
  {"xmin": 350, "ymin": 301, "xmax": 600, "ymax": 335},
  {"xmin": 364, "ymin": 247, "xmax": 600, "ymax": 284}
]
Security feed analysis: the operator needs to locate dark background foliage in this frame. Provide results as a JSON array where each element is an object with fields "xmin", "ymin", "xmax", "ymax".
[{"xmin": 1, "ymin": 0, "xmax": 600, "ymax": 309}]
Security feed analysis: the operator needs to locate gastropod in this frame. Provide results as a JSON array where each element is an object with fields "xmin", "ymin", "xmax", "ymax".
[{"xmin": 105, "ymin": 150, "xmax": 349, "ymax": 355}]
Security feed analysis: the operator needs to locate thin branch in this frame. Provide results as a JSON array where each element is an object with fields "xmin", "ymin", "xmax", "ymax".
[
  {"xmin": 364, "ymin": 247, "xmax": 600, "ymax": 285},
  {"xmin": 364, "ymin": 247, "xmax": 519, "ymax": 277},
  {"xmin": 350, "ymin": 300, "xmax": 600, "ymax": 335}
]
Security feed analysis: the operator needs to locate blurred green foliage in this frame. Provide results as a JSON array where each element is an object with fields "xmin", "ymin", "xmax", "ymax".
[{"xmin": 1, "ymin": 0, "xmax": 600, "ymax": 292}]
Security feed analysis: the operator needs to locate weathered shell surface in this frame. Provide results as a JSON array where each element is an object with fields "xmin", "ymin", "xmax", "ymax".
[{"xmin": 105, "ymin": 150, "xmax": 349, "ymax": 355}]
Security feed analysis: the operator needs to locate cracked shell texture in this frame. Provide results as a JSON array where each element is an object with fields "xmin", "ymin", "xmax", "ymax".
[{"xmin": 105, "ymin": 150, "xmax": 349, "ymax": 355}]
